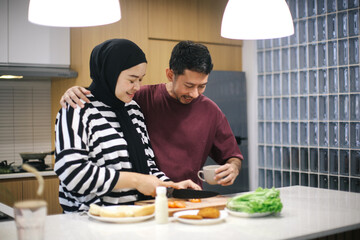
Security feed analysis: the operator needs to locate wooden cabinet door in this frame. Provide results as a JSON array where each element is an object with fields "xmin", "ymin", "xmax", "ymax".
[
  {"xmin": 22, "ymin": 176, "xmax": 63, "ymax": 215},
  {"xmin": 0, "ymin": 179, "xmax": 22, "ymax": 207},
  {"xmin": 148, "ymin": 0, "xmax": 199, "ymax": 41},
  {"xmin": 148, "ymin": 0, "xmax": 242, "ymax": 46}
]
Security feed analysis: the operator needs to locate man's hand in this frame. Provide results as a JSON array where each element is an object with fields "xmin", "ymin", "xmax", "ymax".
[
  {"xmin": 60, "ymin": 86, "xmax": 91, "ymax": 109},
  {"xmin": 214, "ymin": 158, "xmax": 242, "ymax": 186}
]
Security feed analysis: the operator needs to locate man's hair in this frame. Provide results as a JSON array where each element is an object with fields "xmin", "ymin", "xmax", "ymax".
[{"xmin": 169, "ymin": 41, "xmax": 213, "ymax": 76}]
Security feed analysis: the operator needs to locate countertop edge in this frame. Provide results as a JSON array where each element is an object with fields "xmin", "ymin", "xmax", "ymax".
[
  {"xmin": 0, "ymin": 202, "xmax": 14, "ymax": 218},
  {"xmin": 0, "ymin": 171, "xmax": 56, "ymax": 180},
  {"xmin": 291, "ymin": 224, "xmax": 360, "ymax": 240}
]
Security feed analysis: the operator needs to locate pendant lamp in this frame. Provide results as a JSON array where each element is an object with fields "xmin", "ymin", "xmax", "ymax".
[
  {"xmin": 221, "ymin": 0, "xmax": 294, "ymax": 40},
  {"xmin": 28, "ymin": 0, "xmax": 121, "ymax": 27}
]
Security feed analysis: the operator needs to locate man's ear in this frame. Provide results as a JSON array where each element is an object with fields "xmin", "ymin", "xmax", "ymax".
[{"xmin": 166, "ymin": 68, "xmax": 174, "ymax": 82}]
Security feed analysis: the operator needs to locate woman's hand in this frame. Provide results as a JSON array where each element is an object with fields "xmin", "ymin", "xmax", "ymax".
[
  {"xmin": 135, "ymin": 174, "xmax": 171, "ymax": 197},
  {"xmin": 168, "ymin": 179, "xmax": 202, "ymax": 190},
  {"xmin": 135, "ymin": 178, "xmax": 201, "ymax": 197},
  {"xmin": 116, "ymin": 172, "xmax": 202, "ymax": 197},
  {"xmin": 136, "ymin": 178, "xmax": 202, "ymax": 196},
  {"xmin": 60, "ymin": 86, "xmax": 91, "ymax": 109}
]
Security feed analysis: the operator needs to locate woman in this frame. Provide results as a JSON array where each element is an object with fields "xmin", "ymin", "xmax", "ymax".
[{"xmin": 54, "ymin": 39, "xmax": 200, "ymax": 213}]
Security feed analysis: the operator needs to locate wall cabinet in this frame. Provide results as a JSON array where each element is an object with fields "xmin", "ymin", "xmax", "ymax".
[
  {"xmin": 148, "ymin": 0, "xmax": 242, "ymax": 46},
  {"xmin": 0, "ymin": 176, "xmax": 63, "ymax": 215},
  {"xmin": 0, "ymin": 0, "xmax": 70, "ymax": 66},
  {"xmin": 0, "ymin": 0, "xmax": 8, "ymax": 63}
]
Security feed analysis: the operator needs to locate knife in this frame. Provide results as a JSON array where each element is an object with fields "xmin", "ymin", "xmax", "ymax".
[{"xmin": 166, "ymin": 188, "xmax": 218, "ymax": 199}]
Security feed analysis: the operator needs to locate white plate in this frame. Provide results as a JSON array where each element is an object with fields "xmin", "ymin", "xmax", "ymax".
[
  {"xmin": 173, "ymin": 210, "xmax": 227, "ymax": 225},
  {"xmin": 225, "ymin": 207, "xmax": 274, "ymax": 218},
  {"xmin": 87, "ymin": 206, "xmax": 154, "ymax": 223}
]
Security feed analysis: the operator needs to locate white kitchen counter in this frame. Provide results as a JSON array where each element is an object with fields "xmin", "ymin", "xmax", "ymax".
[
  {"xmin": 0, "ymin": 170, "xmax": 56, "ymax": 180},
  {"xmin": 1, "ymin": 186, "xmax": 359, "ymax": 240}
]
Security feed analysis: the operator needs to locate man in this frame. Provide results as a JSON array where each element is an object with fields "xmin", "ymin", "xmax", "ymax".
[{"xmin": 60, "ymin": 40, "xmax": 243, "ymax": 186}]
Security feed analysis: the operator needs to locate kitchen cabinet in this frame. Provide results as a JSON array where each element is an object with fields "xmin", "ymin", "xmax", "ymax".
[
  {"xmin": 0, "ymin": 180, "xmax": 22, "ymax": 206},
  {"xmin": 148, "ymin": 0, "xmax": 242, "ymax": 46},
  {"xmin": 0, "ymin": 175, "xmax": 62, "ymax": 215},
  {"xmin": 0, "ymin": 0, "xmax": 8, "ymax": 63},
  {"xmin": 0, "ymin": 0, "xmax": 70, "ymax": 66}
]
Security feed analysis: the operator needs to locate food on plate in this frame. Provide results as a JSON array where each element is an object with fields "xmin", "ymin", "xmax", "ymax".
[
  {"xmin": 168, "ymin": 200, "xmax": 186, "ymax": 208},
  {"xmin": 197, "ymin": 207, "xmax": 220, "ymax": 219},
  {"xmin": 89, "ymin": 204, "xmax": 155, "ymax": 218},
  {"xmin": 176, "ymin": 207, "xmax": 220, "ymax": 220},
  {"xmin": 188, "ymin": 198, "xmax": 201, "ymax": 203},
  {"xmin": 133, "ymin": 204, "xmax": 155, "ymax": 217},
  {"xmin": 100, "ymin": 206, "xmax": 133, "ymax": 218},
  {"xmin": 89, "ymin": 204, "xmax": 102, "ymax": 216},
  {"xmin": 226, "ymin": 187, "xmax": 283, "ymax": 214},
  {"xmin": 179, "ymin": 214, "xmax": 203, "ymax": 220}
]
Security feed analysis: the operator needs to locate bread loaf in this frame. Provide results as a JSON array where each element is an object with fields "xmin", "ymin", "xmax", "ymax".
[
  {"xmin": 134, "ymin": 204, "xmax": 155, "ymax": 217},
  {"xmin": 89, "ymin": 204, "xmax": 155, "ymax": 218},
  {"xmin": 89, "ymin": 204, "xmax": 102, "ymax": 216},
  {"xmin": 101, "ymin": 206, "xmax": 139, "ymax": 218}
]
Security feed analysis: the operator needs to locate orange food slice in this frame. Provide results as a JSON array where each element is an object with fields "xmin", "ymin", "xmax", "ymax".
[
  {"xmin": 168, "ymin": 201, "xmax": 175, "ymax": 208},
  {"xmin": 174, "ymin": 201, "xmax": 186, "ymax": 208},
  {"xmin": 168, "ymin": 200, "xmax": 186, "ymax": 208}
]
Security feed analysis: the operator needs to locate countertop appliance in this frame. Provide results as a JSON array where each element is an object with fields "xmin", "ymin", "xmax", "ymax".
[
  {"xmin": 0, "ymin": 150, "xmax": 54, "ymax": 174},
  {"xmin": 19, "ymin": 151, "xmax": 54, "ymax": 171}
]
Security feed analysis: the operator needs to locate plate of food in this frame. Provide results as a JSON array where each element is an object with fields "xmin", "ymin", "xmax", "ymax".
[
  {"xmin": 87, "ymin": 204, "xmax": 155, "ymax": 223},
  {"xmin": 225, "ymin": 187, "xmax": 283, "ymax": 218},
  {"xmin": 173, "ymin": 207, "xmax": 227, "ymax": 225},
  {"xmin": 225, "ymin": 208, "xmax": 273, "ymax": 218}
]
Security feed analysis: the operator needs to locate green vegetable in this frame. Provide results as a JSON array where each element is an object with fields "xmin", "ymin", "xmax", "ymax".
[{"xmin": 226, "ymin": 187, "xmax": 283, "ymax": 213}]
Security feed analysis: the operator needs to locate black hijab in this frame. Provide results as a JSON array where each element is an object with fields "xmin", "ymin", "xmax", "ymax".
[{"xmin": 88, "ymin": 39, "xmax": 150, "ymax": 176}]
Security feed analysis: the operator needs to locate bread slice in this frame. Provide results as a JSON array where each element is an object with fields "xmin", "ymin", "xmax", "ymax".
[
  {"xmin": 89, "ymin": 204, "xmax": 155, "ymax": 218},
  {"xmin": 99, "ymin": 206, "xmax": 133, "ymax": 218},
  {"xmin": 133, "ymin": 204, "xmax": 155, "ymax": 217},
  {"xmin": 89, "ymin": 204, "xmax": 102, "ymax": 216}
]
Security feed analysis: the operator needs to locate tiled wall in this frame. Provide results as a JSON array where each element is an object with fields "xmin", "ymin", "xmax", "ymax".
[{"xmin": 257, "ymin": 0, "xmax": 360, "ymax": 192}]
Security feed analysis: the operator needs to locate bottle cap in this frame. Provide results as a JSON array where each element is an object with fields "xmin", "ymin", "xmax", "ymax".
[{"xmin": 156, "ymin": 186, "xmax": 166, "ymax": 195}]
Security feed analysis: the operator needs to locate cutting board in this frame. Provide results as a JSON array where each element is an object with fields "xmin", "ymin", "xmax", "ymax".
[{"xmin": 135, "ymin": 196, "xmax": 229, "ymax": 216}]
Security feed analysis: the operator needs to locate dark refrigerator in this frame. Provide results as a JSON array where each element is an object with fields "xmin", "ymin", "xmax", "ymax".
[{"xmin": 203, "ymin": 70, "xmax": 249, "ymax": 194}]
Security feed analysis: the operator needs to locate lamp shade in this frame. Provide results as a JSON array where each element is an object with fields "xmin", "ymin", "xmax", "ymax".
[
  {"xmin": 28, "ymin": 0, "xmax": 121, "ymax": 27},
  {"xmin": 221, "ymin": 0, "xmax": 294, "ymax": 40}
]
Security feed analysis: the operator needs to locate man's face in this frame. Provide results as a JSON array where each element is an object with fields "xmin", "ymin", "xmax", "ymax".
[{"xmin": 167, "ymin": 69, "xmax": 208, "ymax": 104}]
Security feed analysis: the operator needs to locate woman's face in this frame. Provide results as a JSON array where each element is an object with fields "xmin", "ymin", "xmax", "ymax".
[{"xmin": 115, "ymin": 62, "xmax": 147, "ymax": 103}]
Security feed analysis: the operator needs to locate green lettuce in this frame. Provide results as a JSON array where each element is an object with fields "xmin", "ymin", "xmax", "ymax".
[{"xmin": 226, "ymin": 187, "xmax": 283, "ymax": 213}]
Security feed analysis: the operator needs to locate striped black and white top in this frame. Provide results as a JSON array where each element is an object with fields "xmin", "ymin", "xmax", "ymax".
[{"xmin": 54, "ymin": 94, "xmax": 169, "ymax": 213}]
